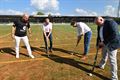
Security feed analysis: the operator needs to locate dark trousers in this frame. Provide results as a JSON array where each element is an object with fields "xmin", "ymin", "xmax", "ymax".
[{"xmin": 43, "ymin": 32, "xmax": 53, "ymax": 50}]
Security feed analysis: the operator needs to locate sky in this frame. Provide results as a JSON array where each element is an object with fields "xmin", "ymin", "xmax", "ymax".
[{"xmin": 0, "ymin": 0, "xmax": 119, "ymax": 16}]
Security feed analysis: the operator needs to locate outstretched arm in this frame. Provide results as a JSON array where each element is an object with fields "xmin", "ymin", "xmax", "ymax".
[
  {"xmin": 11, "ymin": 26, "xmax": 16, "ymax": 39},
  {"xmin": 28, "ymin": 28, "xmax": 32, "ymax": 37},
  {"xmin": 76, "ymin": 35, "xmax": 82, "ymax": 46}
]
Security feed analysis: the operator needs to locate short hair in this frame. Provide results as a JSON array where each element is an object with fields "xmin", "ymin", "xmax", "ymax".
[
  {"xmin": 45, "ymin": 17, "xmax": 49, "ymax": 20},
  {"xmin": 71, "ymin": 19, "xmax": 76, "ymax": 26},
  {"xmin": 45, "ymin": 17, "xmax": 50, "ymax": 21},
  {"xmin": 71, "ymin": 21, "xmax": 76, "ymax": 26},
  {"xmin": 94, "ymin": 16, "xmax": 103, "ymax": 23},
  {"xmin": 23, "ymin": 13, "xmax": 29, "ymax": 18}
]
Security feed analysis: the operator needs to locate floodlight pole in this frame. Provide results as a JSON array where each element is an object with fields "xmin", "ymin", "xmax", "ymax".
[{"xmin": 117, "ymin": 0, "xmax": 120, "ymax": 17}]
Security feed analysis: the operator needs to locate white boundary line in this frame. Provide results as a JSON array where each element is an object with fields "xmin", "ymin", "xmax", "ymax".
[
  {"xmin": 0, "ymin": 33, "xmax": 11, "ymax": 39},
  {"xmin": 0, "ymin": 52, "xmax": 102, "ymax": 64},
  {"xmin": 0, "ymin": 55, "xmax": 73, "ymax": 64},
  {"xmin": 0, "ymin": 42, "xmax": 96, "ymax": 46}
]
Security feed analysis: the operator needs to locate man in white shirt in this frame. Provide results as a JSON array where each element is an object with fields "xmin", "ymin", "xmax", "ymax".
[
  {"xmin": 71, "ymin": 20, "xmax": 92, "ymax": 60},
  {"xmin": 42, "ymin": 18, "xmax": 53, "ymax": 53}
]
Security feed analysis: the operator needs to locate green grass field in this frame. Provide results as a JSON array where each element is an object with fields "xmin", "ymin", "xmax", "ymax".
[{"xmin": 0, "ymin": 23, "xmax": 120, "ymax": 80}]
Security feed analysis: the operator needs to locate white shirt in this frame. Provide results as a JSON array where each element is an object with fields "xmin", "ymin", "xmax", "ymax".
[
  {"xmin": 99, "ymin": 26, "xmax": 104, "ymax": 41},
  {"xmin": 76, "ymin": 22, "xmax": 91, "ymax": 36},
  {"xmin": 43, "ymin": 22, "xmax": 52, "ymax": 32}
]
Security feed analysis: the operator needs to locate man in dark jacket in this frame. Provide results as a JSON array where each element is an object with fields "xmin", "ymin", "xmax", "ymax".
[
  {"xmin": 95, "ymin": 16, "xmax": 120, "ymax": 80},
  {"xmin": 96, "ymin": 25, "xmax": 108, "ymax": 70}
]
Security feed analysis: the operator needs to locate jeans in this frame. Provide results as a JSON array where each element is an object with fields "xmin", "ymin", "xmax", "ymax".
[
  {"xmin": 84, "ymin": 31, "xmax": 92, "ymax": 55},
  {"xmin": 43, "ymin": 32, "xmax": 53, "ymax": 50}
]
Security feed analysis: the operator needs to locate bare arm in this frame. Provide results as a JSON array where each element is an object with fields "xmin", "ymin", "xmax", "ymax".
[
  {"xmin": 47, "ymin": 23, "xmax": 52, "ymax": 37},
  {"xmin": 28, "ymin": 28, "xmax": 31, "ymax": 34},
  {"xmin": 47, "ymin": 29, "xmax": 52, "ymax": 37},
  {"xmin": 76, "ymin": 35, "xmax": 82, "ymax": 46},
  {"xmin": 27, "ymin": 22, "xmax": 32, "ymax": 36},
  {"xmin": 11, "ymin": 26, "xmax": 16, "ymax": 39}
]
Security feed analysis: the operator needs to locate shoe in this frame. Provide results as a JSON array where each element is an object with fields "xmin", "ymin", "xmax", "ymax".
[
  {"xmin": 96, "ymin": 65, "xmax": 104, "ymax": 69},
  {"xmin": 46, "ymin": 49, "xmax": 48, "ymax": 54},
  {"xmin": 99, "ymin": 65, "xmax": 104, "ymax": 69},
  {"xmin": 81, "ymin": 55, "xmax": 87, "ymax": 60},
  {"xmin": 29, "ymin": 55, "xmax": 35, "ymax": 59},
  {"xmin": 47, "ymin": 54, "xmax": 50, "ymax": 57},
  {"xmin": 16, "ymin": 55, "xmax": 19, "ymax": 58},
  {"xmin": 0, "ymin": 50, "xmax": 4, "ymax": 53},
  {"xmin": 49, "ymin": 49, "xmax": 53, "ymax": 53}
]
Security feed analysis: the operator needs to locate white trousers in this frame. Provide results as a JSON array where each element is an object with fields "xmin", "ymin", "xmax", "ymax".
[
  {"xmin": 99, "ymin": 46, "xmax": 118, "ymax": 80},
  {"xmin": 15, "ymin": 36, "xmax": 32, "ymax": 57}
]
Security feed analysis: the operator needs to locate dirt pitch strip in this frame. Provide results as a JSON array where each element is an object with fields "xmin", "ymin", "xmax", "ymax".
[{"xmin": 0, "ymin": 24, "xmax": 120, "ymax": 80}]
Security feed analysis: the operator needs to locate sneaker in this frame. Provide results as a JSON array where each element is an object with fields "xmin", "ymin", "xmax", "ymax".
[
  {"xmin": 81, "ymin": 55, "xmax": 87, "ymax": 60},
  {"xmin": 71, "ymin": 52, "xmax": 74, "ymax": 55},
  {"xmin": 98, "ymin": 65, "xmax": 104, "ymax": 69},
  {"xmin": 96, "ymin": 65, "xmax": 104, "ymax": 69},
  {"xmin": 49, "ymin": 49, "xmax": 53, "ymax": 53},
  {"xmin": 29, "ymin": 55, "xmax": 35, "ymax": 59},
  {"xmin": 46, "ymin": 50, "xmax": 48, "ymax": 54},
  {"xmin": 0, "ymin": 50, "xmax": 4, "ymax": 53},
  {"xmin": 16, "ymin": 55, "xmax": 19, "ymax": 59},
  {"xmin": 47, "ymin": 54, "xmax": 50, "ymax": 57}
]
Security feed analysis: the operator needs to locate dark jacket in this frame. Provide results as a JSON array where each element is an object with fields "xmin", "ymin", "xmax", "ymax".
[
  {"xmin": 96, "ymin": 26, "xmax": 101, "ymax": 47},
  {"xmin": 96, "ymin": 19, "xmax": 120, "ymax": 51}
]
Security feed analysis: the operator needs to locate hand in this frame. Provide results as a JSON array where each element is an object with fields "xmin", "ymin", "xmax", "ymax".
[
  {"xmin": 81, "ymin": 34, "xmax": 84, "ymax": 36},
  {"xmin": 76, "ymin": 43, "xmax": 78, "ymax": 47},
  {"xmin": 98, "ymin": 42, "xmax": 104, "ymax": 49}
]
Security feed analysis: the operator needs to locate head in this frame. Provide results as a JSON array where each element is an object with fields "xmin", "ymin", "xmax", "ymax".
[
  {"xmin": 45, "ymin": 18, "xmax": 50, "ymax": 24},
  {"xmin": 22, "ymin": 13, "xmax": 29, "ymax": 22},
  {"xmin": 71, "ymin": 21, "xmax": 77, "ymax": 27},
  {"xmin": 95, "ymin": 16, "xmax": 104, "ymax": 26}
]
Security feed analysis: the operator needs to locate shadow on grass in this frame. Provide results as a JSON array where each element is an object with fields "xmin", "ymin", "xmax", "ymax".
[
  {"xmin": 0, "ymin": 47, "xmax": 29, "ymax": 57},
  {"xmin": 53, "ymin": 47, "xmax": 83, "ymax": 57},
  {"xmin": 22, "ymin": 46, "xmax": 46, "ymax": 53},
  {"xmin": 31, "ymin": 46, "xmax": 45, "ymax": 52},
  {"xmin": 40, "ymin": 47, "xmax": 81, "ymax": 56},
  {"xmin": 23, "ymin": 46, "xmax": 81, "ymax": 57},
  {"xmin": 41, "ymin": 54, "xmax": 110, "ymax": 80}
]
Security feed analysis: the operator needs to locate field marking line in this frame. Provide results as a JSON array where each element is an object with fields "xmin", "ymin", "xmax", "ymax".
[
  {"xmin": 0, "ymin": 33, "xmax": 11, "ymax": 39},
  {"xmin": 0, "ymin": 55, "xmax": 74, "ymax": 64},
  {"xmin": 0, "ymin": 36, "xmax": 97, "ymax": 41},
  {"xmin": 0, "ymin": 43, "xmax": 96, "ymax": 48},
  {"xmin": 0, "ymin": 51, "xmax": 105, "ymax": 65},
  {"xmin": 0, "ymin": 40, "xmax": 97, "ymax": 45}
]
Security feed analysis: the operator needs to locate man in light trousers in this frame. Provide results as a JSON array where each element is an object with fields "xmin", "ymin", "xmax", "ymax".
[
  {"xmin": 95, "ymin": 16, "xmax": 120, "ymax": 80},
  {"xmin": 12, "ymin": 13, "xmax": 34, "ymax": 58}
]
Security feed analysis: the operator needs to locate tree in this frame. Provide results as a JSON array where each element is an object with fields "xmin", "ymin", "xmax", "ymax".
[{"xmin": 37, "ymin": 11, "xmax": 44, "ymax": 15}]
